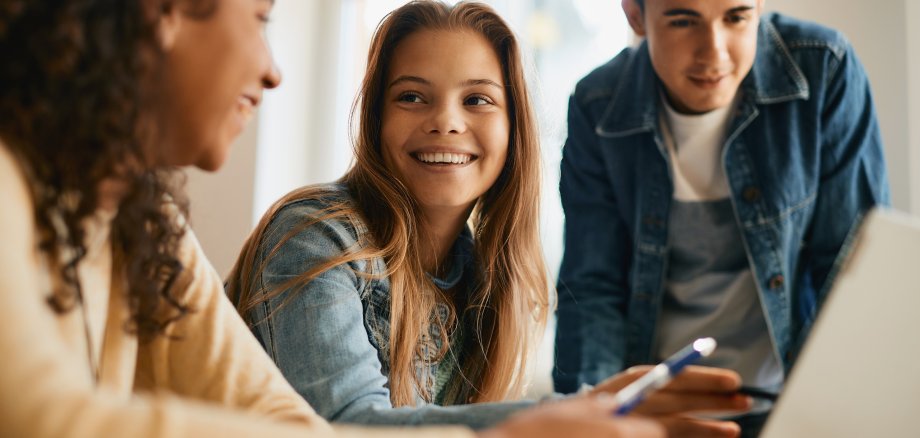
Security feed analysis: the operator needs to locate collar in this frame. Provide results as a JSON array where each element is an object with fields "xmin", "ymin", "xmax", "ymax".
[
  {"xmin": 429, "ymin": 226, "xmax": 474, "ymax": 290},
  {"xmin": 597, "ymin": 14, "xmax": 809, "ymax": 138}
]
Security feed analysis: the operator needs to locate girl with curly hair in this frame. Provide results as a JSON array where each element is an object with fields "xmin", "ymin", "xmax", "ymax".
[
  {"xmin": 227, "ymin": 2, "xmax": 749, "ymax": 436},
  {"xmin": 0, "ymin": 0, "xmax": 670, "ymax": 437}
]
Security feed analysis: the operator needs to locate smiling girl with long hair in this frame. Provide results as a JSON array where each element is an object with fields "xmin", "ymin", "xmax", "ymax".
[
  {"xmin": 227, "ymin": 1, "xmax": 747, "ymax": 434},
  {"xmin": 0, "ymin": 1, "xmax": 665, "ymax": 437}
]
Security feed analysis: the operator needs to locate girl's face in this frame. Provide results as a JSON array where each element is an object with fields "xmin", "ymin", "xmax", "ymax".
[
  {"xmin": 380, "ymin": 29, "xmax": 510, "ymax": 216},
  {"xmin": 157, "ymin": 0, "xmax": 280, "ymax": 171}
]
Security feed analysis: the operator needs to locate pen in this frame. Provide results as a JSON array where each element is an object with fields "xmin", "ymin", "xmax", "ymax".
[
  {"xmin": 738, "ymin": 385, "xmax": 779, "ymax": 402},
  {"xmin": 612, "ymin": 337, "xmax": 717, "ymax": 416}
]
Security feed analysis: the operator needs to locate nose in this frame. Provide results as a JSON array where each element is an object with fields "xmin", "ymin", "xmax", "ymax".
[
  {"xmin": 425, "ymin": 101, "xmax": 465, "ymax": 135},
  {"xmin": 695, "ymin": 24, "xmax": 729, "ymax": 67},
  {"xmin": 262, "ymin": 46, "xmax": 282, "ymax": 89}
]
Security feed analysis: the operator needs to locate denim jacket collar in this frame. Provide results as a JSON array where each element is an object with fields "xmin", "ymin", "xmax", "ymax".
[
  {"xmin": 429, "ymin": 226, "xmax": 474, "ymax": 290},
  {"xmin": 596, "ymin": 17, "xmax": 810, "ymax": 139}
]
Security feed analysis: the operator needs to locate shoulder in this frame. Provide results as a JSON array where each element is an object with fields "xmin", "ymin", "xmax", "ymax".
[
  {"xmin": 572, "ymin": 46, "xmax": 638, "ymax": 107},
  {"xmin": 261, "ymin": 182, "xmax": 368, "ymax": 263},
  {"xmin": 764, "ymin": 13, "xmax": 850, "ymax": 62},
  {"xmin": 0, "ymin": 138, "xmax": 36, "ymax": 239}
]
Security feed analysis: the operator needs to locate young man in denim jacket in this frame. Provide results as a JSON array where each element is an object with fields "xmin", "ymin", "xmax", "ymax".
[{"xmin": 554, "ymin": 0, "xmax": 889, "ymax": 435}]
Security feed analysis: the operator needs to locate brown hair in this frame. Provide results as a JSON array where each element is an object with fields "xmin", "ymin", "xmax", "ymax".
[
  {"xmin": 0, "ymin": 0, "xmax": 215, "ymax": 340},
  {"xmin": 228, "ymin": 0, "xmax": 550, "ymax": 405}
]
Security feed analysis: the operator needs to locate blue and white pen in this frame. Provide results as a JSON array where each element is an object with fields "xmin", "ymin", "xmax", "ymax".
[{"xmin": 611, "ymin": 337, "xmax": 717, "ymax": 416}]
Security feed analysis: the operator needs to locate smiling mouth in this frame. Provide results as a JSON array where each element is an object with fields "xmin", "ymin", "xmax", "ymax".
[
  {"xmin": 413, "ymin": 152, "xmax": 476, "ymax": 165},
  {"xmin": 688, "ymin": 75, "xmax": 726, "ymax": 87},
  {"xmin": 237, "ymin": 96, "xmax": 255, "ymax": 119}
]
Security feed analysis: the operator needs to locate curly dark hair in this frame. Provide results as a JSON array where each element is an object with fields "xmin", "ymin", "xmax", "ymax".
[{"xmin": 0, "ymin": 0, "xmax": 214, "ymax": 340}]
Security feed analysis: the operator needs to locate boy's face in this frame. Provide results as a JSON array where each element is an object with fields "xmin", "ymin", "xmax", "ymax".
[{"xmin": 624, "ymin": 0, "xmax": 763, "ymax": 114}]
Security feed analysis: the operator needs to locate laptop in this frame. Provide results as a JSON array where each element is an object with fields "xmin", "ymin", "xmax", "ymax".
[{"xmin": 760, "ymin": 208, "xmax": 920, "ymax": 437}]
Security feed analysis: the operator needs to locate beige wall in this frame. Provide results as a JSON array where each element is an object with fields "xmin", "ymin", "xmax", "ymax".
[
  {"xmin": 909, "ymin": 1, "xmax": 920, "ymax": 213},
  {"xmin": 767, "ymin": 0, "xmax": 914, "ymax": 212},
  {"xmin": 184, "ymin": 118, "xmax": 259, "ymax": 279}
]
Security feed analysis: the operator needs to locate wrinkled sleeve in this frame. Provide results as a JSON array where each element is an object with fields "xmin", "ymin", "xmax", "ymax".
[
  {"xmin": 0, "ymin": 145, "xmax": 327, "ymax": 438},
  {"xmin": 248, "ymin": 201, "xmax": 533, "ymax": 430},
  {"xmin": 554, "ymin": 94, "xmax": 633, "ymax": 393},
  {"xmin": 807, "ymin": 44, "xmax": 889, "ymax": 308}
]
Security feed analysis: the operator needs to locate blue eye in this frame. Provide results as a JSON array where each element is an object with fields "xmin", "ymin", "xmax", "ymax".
[{"xmin": 464, "ymin": 95, "xmax": 492, "ymax": 106}]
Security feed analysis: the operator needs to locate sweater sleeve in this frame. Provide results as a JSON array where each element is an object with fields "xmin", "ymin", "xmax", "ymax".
[
  {"xmin": 132, "ymin": 219, "xmax": 325, "ymax": 423},
  {"xmin": 0, "ymin": 142, "xmax": 474, "ymax": 438}
]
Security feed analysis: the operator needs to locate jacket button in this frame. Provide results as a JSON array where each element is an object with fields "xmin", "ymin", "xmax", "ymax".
[
  {"xmin": 743, "ymin": 186, "xmax": 761, "ymax": 202},
  {"xmin": 642, "ymin": 215, "xmax": 663, "ymax": 227},
  {"xmin": 768, "ymin": 274, "xmax": 785, "ymax": 289}
]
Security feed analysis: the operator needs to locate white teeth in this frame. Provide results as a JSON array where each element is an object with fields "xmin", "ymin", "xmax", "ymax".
[{"xmin": 416, "ymin": 152, "xmax": 472, "ymax": 164}]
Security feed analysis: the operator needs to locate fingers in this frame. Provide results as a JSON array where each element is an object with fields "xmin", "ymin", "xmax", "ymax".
[
  {"xmin": 662, "ymin": 366, "xmax": 741, "ymax": 392},
  {"xmin": 595, "ymin": 365, "xmax": 742, "ymax": 396},
  {"xmin": 657, "ymin": 416, "xmax": 741, "ymax": 438},
  {"xmin": 591, "ymin": 365, "xmax": 654, "ymax": 393},
  {"xmin": 635, "ymin": 391, "xmax": 752, "ymax": 416}
]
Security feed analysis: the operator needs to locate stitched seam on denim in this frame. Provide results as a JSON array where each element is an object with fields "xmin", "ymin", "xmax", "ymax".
[
  {"xmin": 260, "ymin": 280, "xmax": 279, "ymax": 363},
  {"xmin": 596, "ymin": 124, "xmax": 654, "ymax": 139},
  {"xmin": 755, "ymin": 22, "xmax": 809, "ymax": 103},
  {"xmin": 815, "ymin": 210, "xmax": 865, "ymax": 303},
  {"xmin": 595, "ymin": 49, "xmax": 658, "ymax": 137},
  {"xmin": 826, "ymin": 50, "xmax": 845, "ymax": 86},
  {"xmin": 742, "ymin": 191, "xmax": 817, "ymax": 228},
  {"xmin": 725, "ymin": 105, "xmax": 760, "ymax": 147},
  {"xmin": 637, "ymin": 242, "xmax": 666, "ymax": 256},
  {"xmin": 786, "ymin": 40, "xmax": 846, "ymax": 60},
  {"xmin": 580, "ymin": 88, "xmax": 615, "ymax": 104}
]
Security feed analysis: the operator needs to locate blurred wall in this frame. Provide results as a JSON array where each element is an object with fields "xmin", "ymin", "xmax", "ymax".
[
  {"xmin": 185, "ymin": 117, "xmax": 258, "ymax": 279},
  {"xmin": 909, "ymin": 1, "xmax": 920, "ymax": 213},
  {"xmin": 186, "ymin": 0, "xmax": 920, "ymax": 276}
]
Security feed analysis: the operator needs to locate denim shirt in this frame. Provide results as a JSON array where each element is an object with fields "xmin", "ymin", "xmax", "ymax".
[
  {"xmin": 553, "ymin": 13, "xmax": 890, "ymax": 393},
  {"xmin": 241, "ymin": 183, "xmax": 533, "ymax": 429}
]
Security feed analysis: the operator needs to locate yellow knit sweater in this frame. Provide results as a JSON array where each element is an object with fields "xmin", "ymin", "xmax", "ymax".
[{"xmin": 0, "ymin": 141, "xmax": 474, "ymax": 438}]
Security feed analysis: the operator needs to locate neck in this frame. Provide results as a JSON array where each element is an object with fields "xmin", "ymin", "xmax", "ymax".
[{"xmin": 418, "ymin": 204, "xmax": 474, "ymax": 276}]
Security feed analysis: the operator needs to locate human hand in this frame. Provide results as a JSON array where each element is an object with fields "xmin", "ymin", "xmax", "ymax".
[
  {"xmin": 591, "ymin": 365, "xmax": 752, "ymax": 437},
  {"xmin": 478, "ymin": 395, "xmax": 664, "ymax": 438}
]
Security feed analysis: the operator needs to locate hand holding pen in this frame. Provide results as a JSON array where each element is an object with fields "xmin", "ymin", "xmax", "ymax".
[
  {"xmin": 590, "ymin": 338, "xmax": 752, "ymax": 437},
  {"xmin": 612, "ymin": 338, "xmax": 719, "ymax": 415}
]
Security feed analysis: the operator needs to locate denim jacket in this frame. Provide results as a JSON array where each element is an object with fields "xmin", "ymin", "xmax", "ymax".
[
  {"xmin": 241, "ymin": 183, "xmax": 533, "ymax": 429},
  {"xmin": 553, "ymin": 13, "xmax": 889, "ymax": 393}
]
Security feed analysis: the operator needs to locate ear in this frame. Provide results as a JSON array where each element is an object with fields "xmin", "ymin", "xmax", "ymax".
[
  {"xmin": 156, "ymin": 1, "xmax": 183, "ymax": 51},
  {"xmin": 622, "ymin": 0, "xmax": 646, "ymax": 37}
]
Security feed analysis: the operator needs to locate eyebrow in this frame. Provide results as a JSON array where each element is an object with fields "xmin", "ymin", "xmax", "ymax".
[
  {"xmin": 662, "ymin": 5, "xmax": 754, "ymax": 17},
  {"xmin": 388, "ymin": 76, "xmax": 504, "ymax": 90}
]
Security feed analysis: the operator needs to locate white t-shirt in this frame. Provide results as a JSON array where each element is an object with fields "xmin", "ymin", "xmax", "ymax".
[
  {"xmin": 656, "ymin": 94, "xmax": 784, "ymax": 402},
  {"xmin": 659, "ymin": 95, "xmax": 733, "ymax": 201}
]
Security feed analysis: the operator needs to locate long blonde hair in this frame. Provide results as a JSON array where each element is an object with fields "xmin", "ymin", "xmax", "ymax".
[{"xmin": 227, "ymin": 0, "xmax": 549, "ymax": 406}]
